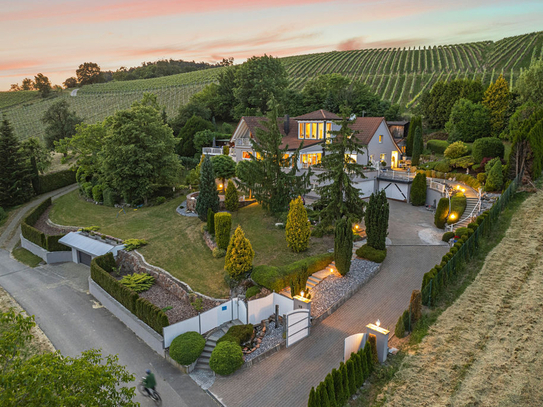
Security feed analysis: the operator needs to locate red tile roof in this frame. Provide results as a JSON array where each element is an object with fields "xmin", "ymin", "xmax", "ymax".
[
  {"xmin": 349, "ymin": 117, "xmax": 385, "ymax": 144},
  {"xmin": 294, "ymin": 109, "xmax": 340, "ymax": 120}
]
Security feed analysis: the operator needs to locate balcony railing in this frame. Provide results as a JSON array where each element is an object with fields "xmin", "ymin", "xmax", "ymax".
[
  {"xmin": 235, "ymin": 138, "xmax": 252, "ymax": 147},
  {"xmin": 202, "ymin": 147, "xmax": 223, "ymax": 155}
]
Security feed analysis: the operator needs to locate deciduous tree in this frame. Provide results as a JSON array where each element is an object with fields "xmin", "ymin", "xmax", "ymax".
[
  {"xmin": 63, "ymin": 77, "xmax": 78, "ymax": 88},
  {"xmin": 211, "ymin": 154, "xmax": 236, "ymax": 192},
  {"xmin": 445, "ymin": 98, "xmax": 490, "ymax": 142},
  {"xmin": 21, "ymin": 78, "xmax": 34, "ymax": 90},
  {"xmin": 76, "ymin": 62, "xmax": 103, "ymax": 85},
  {"xmin": 42, "ymin": 99, "xmax": 83, "ymax": 149},
  {"xmin": 34, "ymin": 73, "xmax": 51, "ymax": 98}
]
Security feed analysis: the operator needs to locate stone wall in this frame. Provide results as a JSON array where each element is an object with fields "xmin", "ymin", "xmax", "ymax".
[
  {"xmin": 203, "ymin": 230, "xmax": 217, "ymax": 251},
  {"xmin": 186, "ymin": 191, "xmax": 257, "ymax": 214}
]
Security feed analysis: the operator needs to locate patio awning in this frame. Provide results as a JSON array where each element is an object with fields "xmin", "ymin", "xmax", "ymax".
[{"xmin": 58, "ymin": 232, "xmax": 124, "ymax": 257}]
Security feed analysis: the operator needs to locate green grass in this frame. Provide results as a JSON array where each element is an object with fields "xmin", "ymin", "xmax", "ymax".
[
  {"xmin": 12, "ymin": 247, "xmax": 43, "ymax": 268},
  {"xmin": 49, "ymin": 191, "xmax": 332, "ymax": 298},
  {"xmin": 0, "ymin": 90, "xmax": 39, "ymax": 109}
]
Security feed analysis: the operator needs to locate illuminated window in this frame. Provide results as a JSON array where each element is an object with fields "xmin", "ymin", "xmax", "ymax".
[
  {"xmin": 379, "ymin": 135, "xmax": 383, "ymax": 143},
  {"xmin": 305, "ymin": 123, "xmax": 311, "ymax": 139},
  {"xmin": 345, "ymin": 154, "xmax": 357, "ymax": 163},
  {"xmin": 380, "ymin": 153, "xmax": 386, "ymax": 163},
  {"xmin": 326, "ymin": 123, "xmax": 332, "ymax": 138},
  {"xmin": 311, "ymin": 123, "xmax": 316, "ymax": 139},
  {"xmin": 242, "ymin": 151, "xmax": 251, "ymax": 159},
  {"xmin": 298, "ymin": 123, "xmax": 304, "ymax": 139},
  {"xmin": 318, "ymin": 123, "xmax": 323, "ymax": 139},
  {"xmin": 256, "ymin": 152, "xmax": 262, "ymax": 160},
  {"xmin": 301, "ymin": 153, "xmax": 322, "ymax": 167}
]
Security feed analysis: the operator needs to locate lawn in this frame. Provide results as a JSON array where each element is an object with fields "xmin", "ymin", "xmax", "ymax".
[
  {"xmin": 12, "ymin": 247, "xmax": 43, "ymax": 268},
  {"xmin": 50, "ymin": 191, "xmax": 333, "ymax": 298}
]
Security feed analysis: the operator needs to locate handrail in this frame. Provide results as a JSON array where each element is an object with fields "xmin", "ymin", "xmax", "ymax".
[{"xmin": 445, "ymin": 188, "xmax": 482, "ymax": 232}]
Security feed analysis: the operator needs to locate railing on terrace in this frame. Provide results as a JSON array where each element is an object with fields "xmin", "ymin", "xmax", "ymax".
[
  {"xmin": 427, "ymin": 179, "xmax": 446, "ymax": 194},
  {"xmin": 235, "ymin": 138, "xmax": 252, "ymax": 147},
  {"xmin": 202, "ymin": 147, "xmax": 223, "ymax": 155},
  {"xmin": 377, "ymin": 168, "xmax": 416, "ymax": 181}
]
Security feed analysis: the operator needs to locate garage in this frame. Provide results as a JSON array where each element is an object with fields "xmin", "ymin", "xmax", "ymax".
[
  {"xmin": 77, "ymin": 251, "xmax": 92, "ymax": 266},
  {"xmin": 58, "ymin": 232, "xmax": 125, "ymax": 266}
]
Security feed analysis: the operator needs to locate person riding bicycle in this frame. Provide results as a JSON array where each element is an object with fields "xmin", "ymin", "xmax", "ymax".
[{"xmin": 143, "ymin": 369, "xmax": 157, "ymax": 396}]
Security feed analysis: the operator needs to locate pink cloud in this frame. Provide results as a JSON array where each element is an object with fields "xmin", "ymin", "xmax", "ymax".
[{"xmin": 338, "ymin": 36, "xmax": 428, "ymax": 51}]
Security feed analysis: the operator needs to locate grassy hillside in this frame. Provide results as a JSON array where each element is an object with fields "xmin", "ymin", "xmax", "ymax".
[{"xmin": 1, "ymin": 31, "xmax": 542, "ymax": 142}]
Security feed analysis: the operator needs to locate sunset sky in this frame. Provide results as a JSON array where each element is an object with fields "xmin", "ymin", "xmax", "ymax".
[{"xmin": 1, "ymin": 0, "xmax": 543, "ymax": 90}]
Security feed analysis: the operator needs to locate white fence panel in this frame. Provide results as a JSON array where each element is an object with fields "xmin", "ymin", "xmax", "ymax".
[
  {"xmin": 273, "ymin": 293, "xmax": 294, "ymax": 316},
  {"xmin": 163, "ymin": 316, "xmax": 200, "ymax": 348},
  {"xmin": 247, "ymin": 294, "xmax": 274, "ymax": 324},
  {"xmin": 237, "ymin": 298, "xmax": 248, "ymax": 324},
  {"xmin": 343, "ymin": 333, "xmax": 367, "ymax": 362},
  {"xmin": 200, "ymin": 300, "xmax": 234, "ymax": 334},
  {"xmin": 286, "ymin": 309, "xmax": 310, "ymax": 347}
]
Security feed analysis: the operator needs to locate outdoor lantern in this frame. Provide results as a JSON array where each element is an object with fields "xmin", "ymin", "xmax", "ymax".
[
  {"xmin": 219, "ymin": 184, "xmax": 223, "ymax": 189},
  {"xmin": 449, "ymin": 213, "xmax": 457, "ymax": 220}
]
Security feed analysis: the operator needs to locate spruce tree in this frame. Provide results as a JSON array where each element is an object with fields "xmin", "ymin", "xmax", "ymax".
[
  {"xmin": 285, "ymin": 196, "xmax": 311, "ymax": 252},
  {"xmin": 308, "ymin": 387, "xmax": 317, "ymax": 407},
  {"xmin": 0, "ymin": 119, "xmax": 33, "ymax": 208},
  {"xmin": 334, "ymin": 217, "xmax": 353, "ymax": 276},
  {"xmin": 225, "ymin": 180, "xmax": 239, "ymax": 212},
  {"xmin": 482, "ymin": 74, "xmax": 511, "ymax": 137},
  {"xmin": 315, "ymin": 109, "xmax": 366, "ymax": 226},
  {"xmin": 207, "ymin": 208, "xmax": 215, "ymax": 235},
  {"xmin": 224, "ymin": 225, "xmax": 255, "ymax": 279},
  {"xmin": 411, "ymin": 126, "xmax": 423, "ymax": 166},
  {"xmin": 347, "ymin": 359, "xmax": 356, "ymax": 396},
  {"xmin": 325, "ymin": 373, "xmax": 337, "ymax": 407},
  {"xmin": 332, "ymin": 368, "xmax": 344, "ymax": 406},
  {"xmin": 195, "ymin": 155, "xmax": 219, "ymax": 221}
]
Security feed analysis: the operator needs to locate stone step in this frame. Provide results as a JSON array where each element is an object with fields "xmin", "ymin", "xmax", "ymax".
[
  {"xmin": 306, "ymin": 280, "xmax": 317, "ymax": 288},
  {"xmin": 203, "ymin": 345, "xmax": 215, "ymax": 352},
  {"xmin": 201, "ymin": 351, "xmax": 212, "ymax": 358},
  {"xmin": 195, "ymin": 363, "xmax": 211, "ymax": 371},
  {"xmin": 199, "ymin": 355, "xmax": 211, "ymax": 363},
  {"xmin": 307, "ymin": 275, "xmax": 321, "ymax": 283}
]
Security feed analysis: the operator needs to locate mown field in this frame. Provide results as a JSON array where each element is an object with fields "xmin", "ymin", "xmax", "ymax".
[
  {"xmin": 376, "ymin": 189, "xmax": 543, "ymax": 406},
  {"xmin": 1, "ymin": 31, "xmax": 542, "ymax": 141}
]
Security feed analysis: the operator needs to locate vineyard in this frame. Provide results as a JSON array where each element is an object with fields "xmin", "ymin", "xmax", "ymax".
[{"xmin": 1, "ymin": 31, "xmax": 542, "ymax": 141}]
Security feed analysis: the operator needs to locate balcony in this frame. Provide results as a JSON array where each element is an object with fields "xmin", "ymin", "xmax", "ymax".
[{"xmin": 202, "ymin": 147, "xmax": 223, "ymax": 156}]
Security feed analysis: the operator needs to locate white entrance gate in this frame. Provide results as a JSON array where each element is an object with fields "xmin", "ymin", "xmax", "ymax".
[{"xmin": 286, "ymin": 309, "xmax": 310, "ymax": 347}]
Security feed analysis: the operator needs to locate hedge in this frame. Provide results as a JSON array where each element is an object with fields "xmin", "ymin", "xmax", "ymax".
[
  {"xmin": 442, "ymin": 231, "xmax": 455, "ymax": 242},
  {"xmin": 169, "ymin": 332, "xmax": 205, "ymax": 365},
  {"xmin": 418, "ymin": 170, "xmax": 481, "ymax": 190},
  {"xmin": 447, "ymin": 193, "xmax": 467, "ymax": 225},
  {"xmin": 434, "ymin": 197, "xmax": 450, "ymax": 229},
  {"xmin": 90, "ymin": 253, "xmax": 169, "ymax": 334},
  {"xmin": 37, "ymin": 169, "xmax": 76, "ymax": 194},
  {"xmin": 209, "ymin": 341, "xmax": 244, "ymax": 376},
  {"xmin": 472, "ymin": 137, "xmax": 505, "ymax": 163},
  {"xmin": 103, "ymin": 188, "xmax": 120, "ymax": 207},
  {"xmin": 21, "ymin": 197, "xmax": 70, "ymax": 251},
  {"xmin": 217, "ymin": 324, "xmax": 254, "ymax": 346},
  {"xmin": 251, "ymin": 253, "xmax": 334, "ymax": 292},
  {"xmin": 427, "ymin": 140, "xmax": 449, "ymax": 154},
  {"xmin": 355, "ymin": 244, "xmax": 387, "ymax": 263}
]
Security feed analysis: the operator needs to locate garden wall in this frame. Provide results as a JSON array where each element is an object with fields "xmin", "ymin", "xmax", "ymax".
[
  {"xmin": 185, "ymin": 191, "xmax": 256, "ymax": 213},
  {"xmin": 20, "ymin": 234, "xmax": 73, "ymax": 263}
]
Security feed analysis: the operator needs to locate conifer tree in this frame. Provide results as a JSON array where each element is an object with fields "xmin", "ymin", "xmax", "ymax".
[
  {"xmin": 365, "ymin": 190, "xmax": 389, "ymax": 251},
  {"xmin": 196, "ymin": 155, "xmax": 219, "ymax": 221},
  {"xmin": 364, "ymin": 342, "xmax": 373, "ymax": 373},
  {"xmin": 0, "ymin": 119, "xmax": 33, "ymax": 208},
  {"xmin": 320, "ymin": 383, "xmax": 331, "ymax": 407},
  {"xmin": 482, "ymin": 74, "xmax": 511, "ymax": 137},
  {"xmin": 308, "ymin": 387, "xmax": 317, "ymax": 407},
  {"xmin": 352, "ymin": 353, "xmax": 363, "ymax": 388},
  {"xmin": 341, "ymin": 362, "xmax": 350, "ymax": 402},
  {"xmin": 315, "ymin": 109, "xmax": 366, "ymax": 226},
  {"xmin": 411, "ymin": 126, "xmax": 423, "ymax": 166},
  {"xmin": 360, "ymin": 348, "xmax": 369, "ymax": 379},
  {"xmin": 224, "ymin": 225, "xmax": 255, "ymax": 279},
  {"xmin": 347, "ymin": 359, "xmax": 356, "ymax": 395},
  {"xmin": 334, "ymin": 217, "xmax": 353, "ymax": 275},
  {"xmin": 332, "ymin": 368, "xmax": 344, "ymax": 406},
  {"xmin": 325, "ymin": 374, "xmax": 337, "ymax": 407},
  {"xmin": 368, "ymin": 334, "xmax": 379, "ymax": 365},
  {"xmin": 285, "ymin": 196, "xmax": 311, "ymax": 252},
  {"xmin": 225, "ymin": 180, "xmax": 239, "ymax": 212},
  {"xmin": 410, "ymin": 172, "xmax": 427, "ymax": 206},
  {"xmin": 207, "ymin": 208, "xmax": 215, "ymax": 235},
  {"xmin": 485, "ymin": 159, "xmax": 504, "ymax": 192},
  {"xmin": 406, "ymin": 115, "xmax": 421, "ymax": 157}
]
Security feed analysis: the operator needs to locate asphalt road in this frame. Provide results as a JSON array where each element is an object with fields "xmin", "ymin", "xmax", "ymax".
[{"xmin": 0, "ymin": 249, "xmax": 217, "ymax": 407}]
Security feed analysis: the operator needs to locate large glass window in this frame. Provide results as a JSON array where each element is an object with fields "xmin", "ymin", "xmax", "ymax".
[
  {"xmin": 305, "ymin": 123, "xmax": 311, "ymax": 139},
  {"xmin": 298, "ymin": 122, "xmax": 327, "ymax": 140},
  {"xmin": 311, "ymin": 123, "xmax": 317, "ymax": 139},
  {"xmin": 318, "ymin": 123, "xmax": 324, "ymax": 139},
  {"xmin": 298, "ymin": 123, "xmax": 304, "ymax": 139},
  {"xmin": 326, "ymin": 122, "xmax": 332, "ymax": 138},
  {"xmin": 301, "ymin": 153, "xmax": 322, "ymax": 167}
]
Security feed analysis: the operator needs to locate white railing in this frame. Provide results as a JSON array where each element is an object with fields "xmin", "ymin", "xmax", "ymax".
[
  {"xmin": 445, "ymin": 188, "xmax": 482, "ymax": 232},
  {"xmin": 235, "ymin": 138, "xmax": 252, "ymax": 147},
  {"xmin": 427, "ymin": 179, "xmax": 446, "ymax": 194},
  {"xmin": 377, "ymin": 167, "xmax": 416, "ymax": 181},
  {"xmin": 202, "ymin": 147, "xmax": 223, "ymax": 155}
]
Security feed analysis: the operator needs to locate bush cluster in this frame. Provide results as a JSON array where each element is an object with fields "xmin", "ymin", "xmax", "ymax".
[
  {"xmin": 308, "ymin": 337, "xmax": 377, "ymax": 406},
  {"xmin": 91, "ymin": 253, "xmax": 169, "ymax": 334},
  {"xmin": 103, "ymin": 188, "xmax": 120, "ymax": 207},
  {"xmin": 92, "ymin": 185, "xmax": 103, "ymax": 202},
  {"xmin": 355, "ymin": 244, "xmax": 387, "ymax": 263},
  {"xmin": 442, "ymin": 231, "xmax": 455, "ymax": 242},
  {"xmin": 251, "ymin": 253, "xmax": 334, "ymax": 292},
  {"xmin": 169, "ymin": 332, "xmax": 205, "ymax": 366},
  {"xmin": 245, "ymin": 285, "xmax": 261, "ymax": 299},
  {"xmin": 209, "ymin": 341, "xmax": 244, "ymax": 376},
  {"xmin": 472, "ymin": 137, "xmax": 505, "ymax": 163},
  {"xmin": 37, "ymin": 169, "xmax": 76, "ymax": 194},
  {"xmin": 21, "ymin": 198, "xmax": 70, "ymax": 252}
]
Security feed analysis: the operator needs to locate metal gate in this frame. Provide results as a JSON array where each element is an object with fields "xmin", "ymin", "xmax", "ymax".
[{"xmin": 286, "ymin": 309, "xmax": 310, "ymax": 347}]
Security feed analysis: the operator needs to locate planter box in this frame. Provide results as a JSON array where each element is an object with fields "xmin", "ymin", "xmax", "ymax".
[{"xmin": 164, "ymin": 351, "xmax": 199, "ymax": 374}]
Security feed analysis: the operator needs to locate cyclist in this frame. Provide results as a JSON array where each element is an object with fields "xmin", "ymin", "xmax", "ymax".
[{"xmin": 143, "ymin": 369, "xmax": 157, "ymax": 397}]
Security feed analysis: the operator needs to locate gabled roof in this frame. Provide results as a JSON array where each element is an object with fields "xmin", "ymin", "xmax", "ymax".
[
  {"xmin": 59, "ymin": 232, "xmax": 124, "ymax": 257},
  {"xmin": 386, "ymin": 120, "xmax": 409, "ymax": 126},
  {"xmin": 349, "ymin": 117, "xmax": 385, "ymax": 145},
  {"xmin": 294, "ymin": 109, "xmax": 340, "ymax": 121}
]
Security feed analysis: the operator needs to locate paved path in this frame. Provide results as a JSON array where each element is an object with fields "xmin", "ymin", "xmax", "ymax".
[
  {"xmin": 209, "ymin": 201, "xmax": 448, "ymax": 407},
  {"xmin": 70, "ymin": 88, "xmax": 79, "ymax": 96},
  {"xmin": 0, "ymin": 184, "xmax": 78, "ymax": 251},
  {"xmin": 0, "ymin": 250, "xmax": 217, "ymax": 407}
]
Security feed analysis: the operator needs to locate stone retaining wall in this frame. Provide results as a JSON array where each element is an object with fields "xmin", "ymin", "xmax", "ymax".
[{"xmin": 186, "ymin": 191, "xmax": 257, "ymax": 214}]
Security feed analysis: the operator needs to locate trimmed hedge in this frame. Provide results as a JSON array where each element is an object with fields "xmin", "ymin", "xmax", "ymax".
[
  {"xmin": 251, "ymin": 252, "xmax": 334, "ymax": 292},
  {"xmin": 410, "ymin": 173, "xmax": 427, "ymax": 206},
  {"xmin": 90, "ymin": 253, "xmax": 169, "ymax": 334},
  {"xmin": 209, "ymin": 341, "xmax": 244, "ymax": 376},
  {"xmin": 427, "ymin": 140, "xmax": 449, "ymax": 154},
  {"xmin": 21, "ymin": 198, "xmax": 70, "ymax": 251},
  {"xmin": 214, "ymin": 212, "xmax": 232, "ymax": 250},
  {"xmin": 472, "ymin": 137, "xmax": 505, "ymax": 163},
  {"xmin": 442, "ymin": 231, "xmax": 455, "ymax": 242},
  {"xmin": 355, "ymin": 244, "xmax": 387, "ymax": 263},
  {"xmin": 447, "ymin": 193, "xmax": 467, "ymax": 225},
  {"xmin": 434, "ymin": 197, "xmax": 449, "ymax": 229},
  {"xmin": 169, "ymin": 331, "xmax": 205, "ymax": 365},
  {"xmin": 37, "ymin": 169, "xmax": 76, "ymax": 194}
]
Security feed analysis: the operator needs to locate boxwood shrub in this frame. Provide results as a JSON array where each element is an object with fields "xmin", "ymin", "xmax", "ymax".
[
  {"xmin": 355, "ymin": 244, "xmax": 387, "ymax": 263},
  {"xmin": 245, "ymin": 286, "xmax": 261, "ymax": 298},
  {"xmin": 455, "ymin": 227, "xmax": 473, "ymax": 238},
  {"xmin": 169, "ymin": 331, "xmax": 205, "ymax": 365},
  {"xmin": 442, "ymin": 231, "xmax": 455, "ymax": 242},
  {"xmin": 209, "ymin": 341, "xmax": 244, "ymax": 376},
  {"xmin": 252, "ymin": 253, "xmax": 333, "ymax": 292},
  {"xmin": 467, "ymin": 222, "xmax": 479, "ymax": 230}
]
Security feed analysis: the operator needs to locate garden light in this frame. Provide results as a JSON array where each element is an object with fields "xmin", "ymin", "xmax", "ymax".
[
  {"xmin": 461, "ymin": 188, "xmax": 466, "ymax": 193},
  {"xmin": 219, "ymin": 184, "xmax": 223, "ymax": 189},
  {"xmin": 456, "ymin": 185, "xmax": 460, "ymax": 190},
  {"xmin": 376, "ymin": 319, "xmax": 381, "ymax": 327},
  {"xmin": 449, "ymin": 213, "xmax": 457, "ymax": 220},
  {"xmin": 300, "ymin": 291, "xmax": 304, "ymax": 298}
]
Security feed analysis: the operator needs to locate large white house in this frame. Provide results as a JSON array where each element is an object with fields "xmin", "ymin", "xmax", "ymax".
[{"xmin": 228, "ymin": 109, "xmax": 402, "ymax": 169}]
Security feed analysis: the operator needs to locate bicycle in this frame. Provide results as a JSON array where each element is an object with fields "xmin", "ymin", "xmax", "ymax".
[{"xmin": 137, "ymin": 378, "xmax": 162, "ymax": 406}]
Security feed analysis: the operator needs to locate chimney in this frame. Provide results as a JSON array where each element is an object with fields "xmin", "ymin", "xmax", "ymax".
[{"xmin": 284, "ymin": 114, "xmax": 290, "ymax": 135}]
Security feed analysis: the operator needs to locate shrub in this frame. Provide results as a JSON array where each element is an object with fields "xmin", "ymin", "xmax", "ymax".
[
  {"xmin": 120, "ymin": 273, "xmax": 155, "ymax": 293},
  {"xmin": 251, "ymin": 253, "xmax": 333, "ymax": 292},
  {"xmin": 476, "ymin": 213, "xmax": 488, "ymax": 224},
  {"xmin": 485, "ymin": 159, "xmax": 504, "ymax": 192},
  {"xmin": 225, "ymin": 180, "xmax": 239, "ymax": 212},
  {"xmin": 368, "ymin": 334, "xmax": 379, "ymax": 365},
  {"xmin": 332, "ymin": 368, "xmax": 344, "ymax": 406},
  {"xmin": 286, "ymin": 196, "xmax": 311, "ymax": 253},
  {"xmin": 290, "ymin": 265, "xmax": 311, "ymax": 298},
  {"xmin": 346, "ymin": 359, "xmax": 356, "ymax": 395},
  {"xmin": 219, "ymin": 324, "xmax": 254, "ymax": 346},
  {"xmin": 81, "ymin": 182, "xmax": 93, "ymax": 199},
  {"xmin": 427, "ymin": 140, "xmax": 449, "ymax": 154},
  {"xmin": 103, "ymin": 188, "xmax": 120, "ymax": 207},
  {"xmin": 217, "ymin": 334, "xmax": 240, "ymax": 346},
  {"xmin": 410, "ymin": 172, "xmax": 427, "ymax": 206},
  {"xmin": 454, "ymin": 227, "xmax": 473, "ymax": 238},
  {"xmin": 123, "ymin": 239, "xmax": 147, "ymax": 251},
  {"xmin": 224, "ymin": 226, "xmax": 254, "ymax": 279},
  {"xmin": 92, "ymin": 184, "xmax": 103, "ymax": 202},
  {"xmin": 450, "ymin": 155, "xmax": 475, "ymax": 169},
  {"xmin": 325, "ymin": 373, "xmax": 337, "ymax": 407},
  {"xmin": 442, "ymin": 231, "xmax": 455, "ymax": 242},
  {"xmin": 207, "ymin": 208, "xmax": 215, "ymax": 235},
  {"xmin": 37, "ymin": 169, "xmax": 76, "ymax": 194},
  {"xmin": 214, "ymin": 212, "xmax": 232, "ymax": 250},
  {"xmin": 308, "ymin": 387, "xmax": 317, "ymax": 407},
  {"xmin": 155, "ymin": 196, "xmax": 166, "ymax": 205},
  {"xmin": 444, "ymin": 141, "xmax": 468, "ymax": 159},
  {"xmin": 450, "ymin": 246, "xmax": 458, "ymax": 255},
  {"xmin": 410, "ymin": 290, "xmax": 422, "ymax": 325},
  {"xmin": 334, "ymin": 218, "xmax": 353, "ymax": 276},
  {"xmin": 434, "ymin": 197, "xmax": 449, "ymax": 229},
  {"xmin": 468, "ymin": 222, "xmax": 479, "ymax": 230},
  {"xmin": 212, "ymin": 248, "xmax": 226, "ymax": 258},
  {"xmin": 472, "ymin": 137, "xmax": 505, "ymax": 163},
  {"xmin": 394, "ymin": 314, "xmax": 405, "ymax": 338},
  {"xmin": 477, "ymin": 173, "xmax": 487, "ymax": 183},
  {"xmin": 355, "ymin": 244, "xmax": 386, "ymax": 263},
  {"xmin": 422, "ymin": 268, "xmax": 438, "ymax": 290},
  {"xmin": 341, "ymin": 363, "xmax": 350, "ymax": 402},
  {"xmin": 447, "ymin": 193, "xmax": 467, "ymax": 224},
  {"xmin": 434, "ymin": 159, "xmax": 451, "ymax": 173},
  {"xmin": 245, "ymin": 285, "xmax": 261, "ymax": 298},
  {"xmin": 169, "ymin": 332, "xmax": 205, "ymax": 365},
  {"xmin": 209, "ymin": 341, "xmax": 244, "ymax": 376}
]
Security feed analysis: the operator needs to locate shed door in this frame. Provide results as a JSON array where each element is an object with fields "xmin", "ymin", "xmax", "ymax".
[{"xmin": 78, "ymin": 251, "xmax": 92, "ymax": 266}]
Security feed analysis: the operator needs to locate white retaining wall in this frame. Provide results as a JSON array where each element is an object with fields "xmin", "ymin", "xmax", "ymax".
[
  {"xmin": 20, "ymin": 234, "xmax": 73, "ymax": 264},
  {"xmin": 344, "ymin": 333, "xmax": 368, "ymax": 362},
  {"xmin": 248, "ymin": 293, "xmax": 294, "ymax": 325}
]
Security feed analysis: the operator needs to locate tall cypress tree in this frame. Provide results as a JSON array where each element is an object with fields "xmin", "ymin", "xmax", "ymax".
[
  {"xmin": 347, "ymin": 359, "xmax": 357, "ymax": 395},
  {"xmin": 332, "ymin": 368, "xmax": 344, "ymax": 406},
  {"xmin": 377, "ymin": 190, "xmax": 390, "ymax": 251},
  {"xmin": 341, "ymin": 362, "xmax": 350, "ymax": 403},
  {"xmin": 0, "ymin": 119, "xmax": 33, "ymax": 208},
  {"xmin": 316, "ymin": 109, "xmax": 366, "ymax": 226},
  {"xmin": 320, "ymin": 383, "xmax": 331, "ymax": 407},
  {"xmin": 325, "ymin": 373, "xmax": 337, "ymax": 407},
  {"xmin": 411, "ymin": 126, "xmax": 423, "ymax": 166},
  {"xmin": 365, "ymin": 190, "xmax": 389, "ymax": 251},
  {"xmin": 334, "ymin": 217, "xmax": 353, "ymax": 276},
  {"xmin": 308, "ymin": 387, "xmax": 317, "ymax": 407},
  {"xmin": 405, "ymin": 115, "xmax": 421, "ymax": 156},
  {"xmin": 195, "ymin": 155, "xmax": 219, "ymax": 221}
]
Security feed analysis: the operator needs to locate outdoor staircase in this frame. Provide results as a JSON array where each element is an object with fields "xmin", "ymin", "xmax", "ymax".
[
  {"xmin": 194, "ymin": 319, "xmax": 243, "ymax": 371},
  {"xmin": 454, "ymin": 197, "xmax": 479, "ymax": 229},
  {"xmin": 305, "ymin": 274, "xmax": 322, "ymax": 291}
]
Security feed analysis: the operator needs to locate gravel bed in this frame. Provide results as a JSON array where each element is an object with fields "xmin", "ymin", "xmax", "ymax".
[
  {"xmin": 310, "ymin": 258, "xmax": 380, "ymax": 318},
  {"xmin": 34, "ymin": 207, "xmax": 77, "ymax": 235},
  {"xmin": 244, "ymin": 321, "xmax": 285, "ymax": 363}
]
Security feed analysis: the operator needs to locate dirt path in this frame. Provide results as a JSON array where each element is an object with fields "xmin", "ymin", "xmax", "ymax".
[{"xmin": 380, "ymin": 190, "xmax": 543, "ymax": 406}]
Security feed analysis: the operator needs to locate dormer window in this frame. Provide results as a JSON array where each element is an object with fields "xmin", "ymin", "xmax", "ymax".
[{"xmin": 298, "ymin": 121, "xmax": 326, "ymax": 140}]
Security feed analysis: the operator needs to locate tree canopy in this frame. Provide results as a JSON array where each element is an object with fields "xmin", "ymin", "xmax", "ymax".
[
  {"xmin": 34, "ymin": 73, "xmax": 51, "ymax": 98},
  {"xmin": 445, "ymin": 98, "xmax": 491, "ymax": 142},
  {"xmin": 516, "ymin": 59, "xmax": 543, "ymax": 106},
  {"xmin": 176, "ymin": 115, "xmax": 215, "ymax": 157},
  {"xmin": 76, "ymin": 62, "xmax": 104, "ymax": 85},
  {"xmin": 482, "ymin": 75, "xmax": 510, "ymax": 137},
  {"xmin": 42, "ymin": 100, "xmax": 83, "ymax": 150}
]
